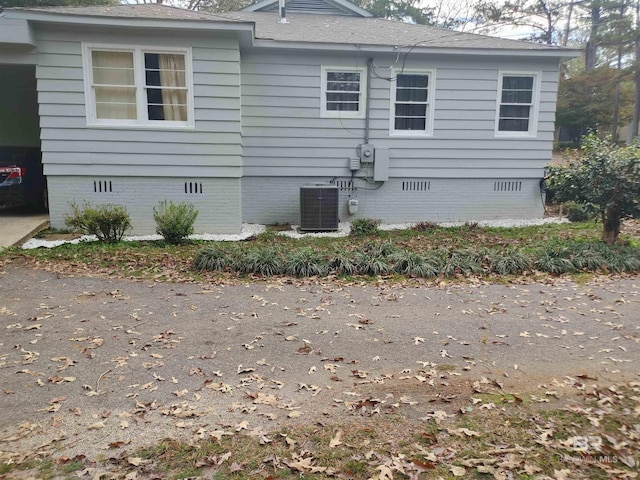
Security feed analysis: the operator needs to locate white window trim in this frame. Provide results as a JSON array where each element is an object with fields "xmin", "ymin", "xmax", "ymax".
[
  {"xmin": 320, "ymin": 65, "xmax": 367, "ymax": 119},
  {"xmin": 494, "ymin": 70, "xmax": 540, "ymax": 138},
  {"xmin": 389, "ymin": 68, "xmax": 435, "ymax": 137},
  {"xmin": 83, "ymin": 43, "xmax": 195, "ymax": 129}
]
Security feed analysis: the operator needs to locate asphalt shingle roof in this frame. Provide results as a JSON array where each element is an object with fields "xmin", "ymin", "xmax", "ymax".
[
  {"xmin": 11, "ymin": 4, "xmax": 241, "ymax": 22},
  {"xmin": 220, "ymin": 11, "xmax": 562, "ymax": 50},
  {"xmin": 12, "ymin": 4, "xmax": 571, "ymax": 52}
]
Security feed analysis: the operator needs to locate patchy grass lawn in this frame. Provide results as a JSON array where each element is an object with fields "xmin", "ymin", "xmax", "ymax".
[{"xmin": 4, "ymin": 380, "xmax": 638, "ymax": 479}]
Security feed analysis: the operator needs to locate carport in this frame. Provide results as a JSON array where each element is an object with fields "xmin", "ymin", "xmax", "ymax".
[{"xmin": 0, "ymin": 13, "xmax": 48, "ymax": 225}]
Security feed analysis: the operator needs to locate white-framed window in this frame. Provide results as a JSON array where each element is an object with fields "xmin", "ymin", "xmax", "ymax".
[
  {"xmin": 495, "ymin": 71, "xmax": 539, "ymax": 136},
  {"xmin": 83, "ymin": 44, "xmax": 194, "ymax": 128},
  {"xmin": 390, "ymin": 69, "xmax": 434, "ymax": 136},
  {"xmin": 320, "ymin": 66, "xmax": 367, "ymax": 118}
]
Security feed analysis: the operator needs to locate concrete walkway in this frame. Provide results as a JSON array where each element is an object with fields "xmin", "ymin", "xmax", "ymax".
[{"xmin": 0, "ymin": 208, "xmax": 48, "ymax": 248}]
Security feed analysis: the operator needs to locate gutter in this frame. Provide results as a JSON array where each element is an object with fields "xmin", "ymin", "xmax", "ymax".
[{"xmin": 250, "ymin": 39, "xmax": 581, "ymax": 59}]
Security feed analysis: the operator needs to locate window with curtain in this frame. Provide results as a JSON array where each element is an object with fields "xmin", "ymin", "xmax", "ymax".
[
  {"xmin": 391, "ymin": 72, "xmax": 433, "ymax": 135},
  {"xmin": 88, "ymin": 47, "xmax": 191, "ymax": 127},
  {"xmin": 321, "ymin": 67, "xmax": 366, "ymax": 118},
  {"xmin": 497, "ymin": 73, "xmax": 537, "ymax": 135}
]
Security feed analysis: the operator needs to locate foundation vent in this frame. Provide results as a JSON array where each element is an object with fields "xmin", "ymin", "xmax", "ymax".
[
  {"xmin": 336, "ymin": 180, "xmax": 355, "ymax": 191},
  {"xmin": 94, "ymin": 180, "xmax": 112, "ymax": 193},
  {"xmin": 402, "ymin": 181, "xmax": 430, "ymax": 192},
  {"xmin": 494, "ymin": 181, "xmax": 522, "ymax": 192},
  {"xmin": 185, "ymin": 182, "xmax": 203, "ymax": 194}
]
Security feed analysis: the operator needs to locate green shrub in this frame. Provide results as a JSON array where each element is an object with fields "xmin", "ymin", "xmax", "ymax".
[
  {"xmin": 64, "ymin": 202, "xmax": 131, "ymax": 243},
  {"xmin": 412, "ymin": 221, "xmax": 438, "ymax": 232},
  {"xmin": 284, "ymin": 248, "xmax": 328, "ymax": 277},
  {"xmin": 350, "ymin": 218, "xmax": 381, "ymax": 237},
  {"xmin": 353, "ymin": 251, "xmax": 393, "ymax": 276},
  {"xmin": 193, "ymin": 245, "xmax": 230, "ymax": 272},
  {"xmin": 153, "ymin": 200, "xmax": 199, "ymax": 245},
  {"xmin": 534, "ymin": 247, "xmax": 575, "ymax": 274},
  {"xmin": 564, "ymin": 202, "xmax": 591, "ymax": 223},
  {"xmin": 329, "ymin": 253, "xmax": 357, "ymax": 275},
  {"xmin": 391, "ymin": 251, "xmax": 439, "ymax": 278},
  {"xmin": 363, "ymin": 240, "xmax": 397, "ymax": 257},
  {"xmin": 244, "ymin": 247, "xmax": 285, "ymax": 276},
  {"xmin": 442, "ymin": 249, "xmax": 484, "ymax": 277},
  {"xmin": 489, "ymin": 249, "xmax": 532, "ymax": 275}
]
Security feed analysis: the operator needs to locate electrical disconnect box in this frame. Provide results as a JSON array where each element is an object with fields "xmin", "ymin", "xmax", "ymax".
[
  {"xmin": 374, "ymin": 148, "xmax": 389, "ymax": 181},
  {"xmin": 349, "ymin": 157, "xmax": 361, "ymax": 171}
]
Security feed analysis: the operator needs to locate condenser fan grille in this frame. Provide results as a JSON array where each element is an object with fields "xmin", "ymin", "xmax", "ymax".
[{"xmin": 300, "ymin": 184, "xmax": 339, "ymax": 231}]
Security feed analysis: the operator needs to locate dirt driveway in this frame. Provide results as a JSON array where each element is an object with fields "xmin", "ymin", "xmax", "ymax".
[{"xmin": 0, "ymin": 266, "xmax": 639, "ymax": 471}]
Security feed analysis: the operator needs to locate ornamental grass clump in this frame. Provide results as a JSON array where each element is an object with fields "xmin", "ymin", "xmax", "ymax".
[
  {"xmin": 193, "ymin": 245, "xmax": 230, "ymax": 272},
  {"xmin": 243, "ymin": 247, "xmax": 285, "ymax": 276},
  {"xmin": 391, "ymin": 251, "xmax": 439, "ymax": 278},
  {"xmin": 153, "ymin": 200, "xmax": 199, "ymax": 245},
  {"xmin": 489, "ymin": 249, "xmax": 533, "ymax": 275},
  {"xmin": 441, "ymin": 249, "xmax": 484, "ymax": 277},
  {"xmin": 284, "ymin": 248, "xmax": 328, "ymax": 277},
  {"xmin": 64, "ymin": 202, "xmax": 131, "ymax": 243}
]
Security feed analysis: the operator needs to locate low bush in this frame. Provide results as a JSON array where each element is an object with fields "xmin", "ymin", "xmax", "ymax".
[
  {"xmin": 489, "ymin": 249, "xmax": 532, "ymax": 275},
  {"xmin": 153, "ymin": 201, "xmax": 199, "ymax": 245},
  {"xmin": 564, "ymin": 202, "xmax": 591, "ymax": 223},
  {"xmin": 243, "ymin": 247, "xmax": 285, "ymax": 276},
  {"xmin": 350, "ymin": 218, "xmax": 381, "ymax": 237},
  {"xmin": 192, "ymin": 240, "xmax": 640, "ymax": 278},
  {"xmin": 442, "ymin": 249, "xmax": 484, "ymax": 277},
  {"xmin": 284, "ymin": 248, "xmax": 328, "ymax": 277},
  {"xmin": 391, "ymin": 251, "xmax": 439, "ymax": 278},
  {"xmin": 64, "ymin": 202, "xmax": 131, "ymax": 243},
  {"xmin": 353, "ymin": 251, "xmax": 393, "ymax": 276},
  {"xmin": 412, "ymin": 221, "xmax": 438, "ymax": 232},
  {"xmin": 193, "ymin": 245, "xmax": 230, "ymax": 272}
]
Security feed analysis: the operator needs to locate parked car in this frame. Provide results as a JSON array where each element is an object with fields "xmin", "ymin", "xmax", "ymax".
[{"xmin": 0, "ymin": 147, "xmax": 47, "ymax": 210}]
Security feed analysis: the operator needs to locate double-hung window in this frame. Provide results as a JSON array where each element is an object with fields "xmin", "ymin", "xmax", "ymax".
[
  {"xmin": 321, "ymin": 66, "xmax": 366, "ymax": 118},
  {"xmin": 85, "ymin": 45, "xmax": 193, "ymax": 127},
  {"xmin": 496, "ymin": 72, "xmax": 539, "ymax": 136},
  {"xmin": 390, "ymin": 70, "xmax": 434, "ymax": 136}
]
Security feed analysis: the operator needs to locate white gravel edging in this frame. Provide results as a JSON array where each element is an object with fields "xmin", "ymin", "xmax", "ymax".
[
  {"xmin": 21, "ymin": 218, "xmax": 568, "ymax": 249},
  {"xmin": 21, "ymin": 223, "xmax": 266, "ymax": 249}
]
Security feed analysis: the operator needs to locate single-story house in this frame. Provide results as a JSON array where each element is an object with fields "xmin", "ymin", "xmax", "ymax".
[{"xmin": 0, "ymin": 0, "xmax": 578, "ymax": 234}]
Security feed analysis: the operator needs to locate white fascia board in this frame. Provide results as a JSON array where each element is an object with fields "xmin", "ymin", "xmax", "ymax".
[
  {"xmin": 250, "ymin": 39, "xmax": 581, "ymax": 59},
  {"xmin": 0, "ymin": 16, "xmax": 36, "ymax": 47},
  {"xmin": 6, "ymin": 10, "xmax": 254, "ymax": 35}
]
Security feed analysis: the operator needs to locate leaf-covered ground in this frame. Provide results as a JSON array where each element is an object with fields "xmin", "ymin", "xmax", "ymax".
[{"xmin": 0, "ymin": 264, "xmax": 638, "ymax": 479}]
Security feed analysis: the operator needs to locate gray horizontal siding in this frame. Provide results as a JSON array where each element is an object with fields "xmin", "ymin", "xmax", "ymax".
[
  {"xmin": 34, "ymin": 24, "xmax": 242, "ymax": 178},
  {"xmin": 240, "ymin": 52, "xmax": 560, "ymax": 178}
]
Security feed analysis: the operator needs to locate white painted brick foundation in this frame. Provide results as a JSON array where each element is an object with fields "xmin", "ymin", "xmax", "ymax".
[
  {"xmin": 48, "ymin": 176, "xmax": 242, "ymax": 235},
  {"xmin": 242, "ymin": 177, "xmax": 545, "ymax": 225}
]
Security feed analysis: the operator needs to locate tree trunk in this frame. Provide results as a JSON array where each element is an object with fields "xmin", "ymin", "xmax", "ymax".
[
  {"xmin": 602, "ymin": 206, "xmax": 621, "ymax": 245},
  {"xmin": 633, "ymin": 2, "xmax": 640, "ymax": 141},
  {"xmin": 585, "ymin": 5, "xmax": 601, "ymax": 72},
  {"xmin": 612, "ymin": 46, "xmax": 623, "ymax": 142}
]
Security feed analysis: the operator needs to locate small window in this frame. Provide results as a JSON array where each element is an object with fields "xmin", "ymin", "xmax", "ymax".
[
  {"xmin": 496, "ymin": 72, "xmax": 538, "ymax": 136},
  {"xmin": 390, "ymin": 70, "xmax": 434, "ymax": 136},
  {"xmin": 321, "ymin": 66, "xmax": 366, "ymax": 118},
  {"xmin": 86, "ymin": 45, "xmax": 192, "ymax": 128}
]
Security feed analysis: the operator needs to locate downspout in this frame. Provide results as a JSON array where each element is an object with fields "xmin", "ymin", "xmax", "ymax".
[
  {"xmin": 364, "ymin": 57, "xmax": 373, "ymax": 144},
  {"xmin": 278, "ymin": 0, "xmax": 288, "ymax": 23}
]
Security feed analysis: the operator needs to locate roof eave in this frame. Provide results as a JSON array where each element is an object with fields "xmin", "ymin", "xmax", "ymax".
[
  {"xmin": 4, "ymin": 9, "xmax": 255, "ymax": 34},
  {"xmin": 250, "ymin": 39, "xmax": 582, "ymax": 58}
]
